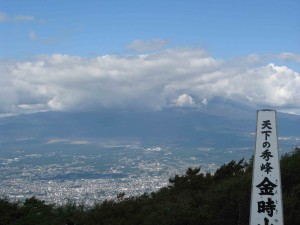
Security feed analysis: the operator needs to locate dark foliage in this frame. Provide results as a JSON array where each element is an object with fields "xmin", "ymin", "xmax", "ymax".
[{"xmin": 0, "ymin": 148, "xmax": 299, "ymax": 225}]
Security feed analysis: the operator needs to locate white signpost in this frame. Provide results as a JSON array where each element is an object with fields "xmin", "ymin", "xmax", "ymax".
[{"xmin": 250, "ymin": 110, "xmax": 284, "ymax": 225}]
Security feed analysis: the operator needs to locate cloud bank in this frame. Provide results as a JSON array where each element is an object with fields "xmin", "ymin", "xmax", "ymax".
[{"xmin": 1, "ymin": 48, "xmax": 299, "ymax": 115}]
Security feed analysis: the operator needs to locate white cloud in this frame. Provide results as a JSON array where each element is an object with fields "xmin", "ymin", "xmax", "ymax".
[
  {"xmin": 28, "ymin": 30, "xmax": 58, "ymax": 44},
  {"xmin": 175, "ymin": 94, "xmax": 195, "ymax": 107},
  {"xmin": 0, "ymin": 49, "xmax": 299, "ymax": 115},
  {"xmin": 202, "ymin": 98, "xmax": 208, "ymax": 106},
  {"xmin": 0, "ymin": 12, "xmax": 7, "ymax": 22},
  {"xmin": 0, "ymin": 11, "xmax": 35, "ymax": 22},
  {"xmin": 279, "ymin": 53, "xmax": 300, "ymax": 63},
  {"xmin": 29, "ymin": 31, "xmax": 38, "ymax": 40},
  {"xmin": 13, "ymin": 15, "xmax": 35, "ymax": 22},
  {"xmin": 127, "ymin": 39, "xmax": 168, "ymax": 52}
]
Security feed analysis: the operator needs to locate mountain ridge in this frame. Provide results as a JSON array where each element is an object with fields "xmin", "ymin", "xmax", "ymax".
[{"xmin": 0, "ymin": 104, "xmax": 298, "ymax": 148}]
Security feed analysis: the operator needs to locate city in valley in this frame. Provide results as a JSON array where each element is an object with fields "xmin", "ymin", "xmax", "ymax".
[{"xmin": 0, "ymin": 135, "xmax": 297, "ymax": 206}]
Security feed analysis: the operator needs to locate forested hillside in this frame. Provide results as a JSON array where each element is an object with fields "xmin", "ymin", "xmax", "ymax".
[{"xmin": 1, "ymin": 147, "xmax": 299, "ymax": 225}]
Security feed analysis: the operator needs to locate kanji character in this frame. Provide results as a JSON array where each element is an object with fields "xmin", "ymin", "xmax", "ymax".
[
  {"xmin": 261, "ymin": 130, "xmax": 272, "ymax": 141},
  {"xmin": 260, "ymin": 149, "xmax": 273, "ymax": 161},
  {"xmin": 260, "ymin": 162, "xmax": 273, "ymax": 174},
  {"xmin": 257, "ymin": 198, "xmax": 276, "ymax": 217},
  {"xmin": 261, "ymin": 120, "xmax": 272, "ymax": 130},
  {"xmin": 256, "ymin": 177, "xmax": 277, "ymax": 196}
]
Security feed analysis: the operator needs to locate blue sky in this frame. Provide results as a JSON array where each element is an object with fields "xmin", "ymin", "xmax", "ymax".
[
  {"xmin": 0, "ymin": 0, "xmax": 300, "ymax": 115},
  {"xmin": 1, "ymin": 0, "xmax": 299, "ymax": 58}
]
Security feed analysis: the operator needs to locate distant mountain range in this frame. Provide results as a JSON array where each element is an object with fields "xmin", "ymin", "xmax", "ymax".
[{"xmin": 0, "ymin": 100, "xmax": 299, "ymax": 149}]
